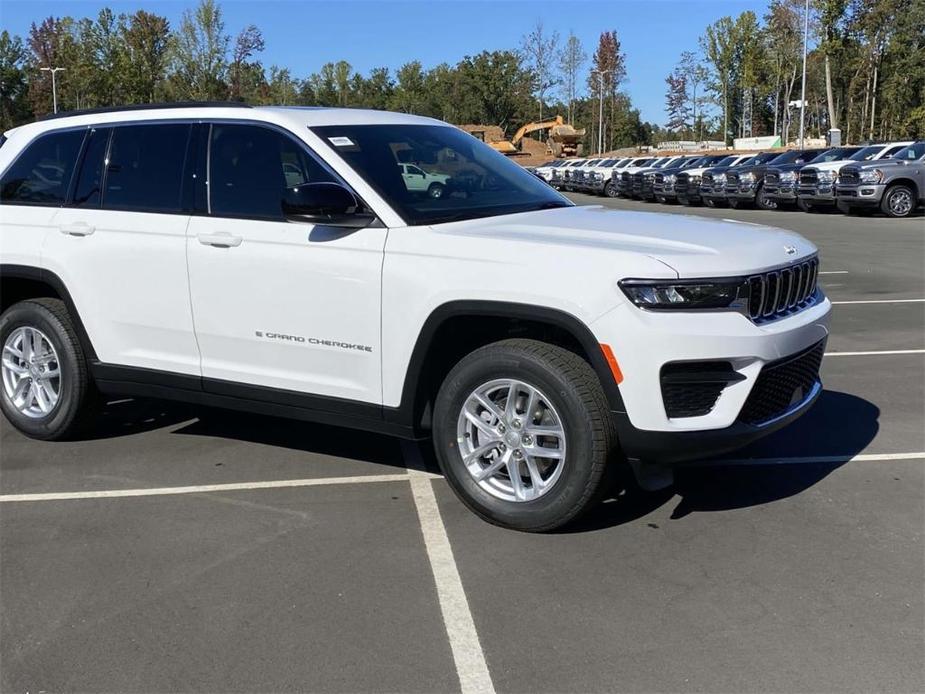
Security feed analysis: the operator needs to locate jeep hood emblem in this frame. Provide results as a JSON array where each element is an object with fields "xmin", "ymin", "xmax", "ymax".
[{"xmin": 784, "ymin": 245, "xmax": 798, "ymax": 255}]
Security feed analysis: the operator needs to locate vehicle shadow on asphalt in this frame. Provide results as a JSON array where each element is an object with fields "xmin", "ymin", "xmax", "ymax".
[{"xmin": 564, "ymin": 390, "xmax": 880, "ymax": 533}]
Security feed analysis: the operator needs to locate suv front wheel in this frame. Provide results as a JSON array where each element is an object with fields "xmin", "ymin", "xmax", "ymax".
[
  {"xmin": 0, "ymin": 298, "xmax": 98, "ymax": 440},
  {"xmin": 432, "ymin": 339, "xmax": 615, "ymax": 531}
]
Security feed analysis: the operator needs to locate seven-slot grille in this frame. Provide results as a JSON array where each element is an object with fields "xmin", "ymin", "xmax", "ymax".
[
  {"xmin": 746, "ymin": 257, "xmax": 819, "ymax": 322},
  {"xmin": 800, "ymin": 168, "xmax": 818, "ymax": 185},
  {"xmin": 725, "ymin": 170, "xmax": 741, "ymax": 191},
  {"xmin": 738, "ymin": 340, "xmax": 825, "ymax": 425},
  {"xmin": 838, "ymin": 167, "xmax": 860, "ymax": 185}
]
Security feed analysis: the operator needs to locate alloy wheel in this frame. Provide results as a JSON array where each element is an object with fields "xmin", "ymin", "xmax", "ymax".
[
  {"xmin": 456, "ymin": 378, "xmax": 567, "ymax": 502},
  {"xmin": 2, "ymin": 326, "xmax": 62, "ymax": 418},
  {"xmin": 888, "ymin": 189, "xmax": 913, "ymax": 216}
]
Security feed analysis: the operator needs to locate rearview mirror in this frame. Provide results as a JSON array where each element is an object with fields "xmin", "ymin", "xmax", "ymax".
[{"xmin": 282, "ymin": 182, "xmax": 375, "ymax": 228}]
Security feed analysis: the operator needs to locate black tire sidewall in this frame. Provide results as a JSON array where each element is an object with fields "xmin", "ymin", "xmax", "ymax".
[
  {"xmin": 428, "ymin": 182, "xmax": 445, "ymax": 199},
  {"xmin": 882, "ymin": 185, "xmax": 913, "ymax": 218},
  {"xmin": 0, "ymin": 302, "xmax": 85, "ymax": 439},
  {"xmin": 433, "ymin": 347, "xmax": 601, "ymax": 530}
]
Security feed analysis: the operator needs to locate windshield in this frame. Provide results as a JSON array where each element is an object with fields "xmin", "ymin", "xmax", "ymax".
[
  {"xmin": 893, "ymin": 142, "xmax": 925, "ymax": 160},
  {"xmin": 749, "ymin": 152, "xmax": 781, "ymax": 165},
  {"xmin": 810, "ymin": 147, "xmax": 859, "ymax": 163},
  {"xmin": 849, "ymin": 146, "xmax": 884, "ymax": 161},
  {"xmin": 312, "ymin": 124, "xmax": 570, "ymax": 225},
  {"xmin": 769, "ymin": 150, "xmax": 815, "ymax": 165}
]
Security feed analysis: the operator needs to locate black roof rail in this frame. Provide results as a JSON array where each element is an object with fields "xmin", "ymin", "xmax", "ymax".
[{"xmin": 37, "ymin": 101, "xmax": 253, "ymax": 122}]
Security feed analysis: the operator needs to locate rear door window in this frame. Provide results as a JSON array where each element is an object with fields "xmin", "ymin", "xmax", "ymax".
[
  {"xmin": 72, "ymin": 127, "xmax": 111, "ymax": 208},
  {"xmin": 0, "ymin": 129, "xmax": 85, "ymax": 205},
  {"xmin": 103, "ymin": 123, "xmax": 191, "ymax": 213}
]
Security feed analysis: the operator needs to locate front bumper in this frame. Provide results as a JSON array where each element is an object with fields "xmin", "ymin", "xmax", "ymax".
[
  {"xmin": 836, "ymin": 183, "xmax": 886, "ymax": 206},
  {"xmin": 591, "ymin": 295, "xmax": 831, "ymax": 463},
  {"xmin": 798, "ymin": 184, "xmax": 837, "ymax": 204},
  {"xmin": 766, "ymin": 181, "xmax": 797, "ymax": 201},
  {"xmin": 729, "ymin": 184, "xmax": 758, "ymax": 201}
]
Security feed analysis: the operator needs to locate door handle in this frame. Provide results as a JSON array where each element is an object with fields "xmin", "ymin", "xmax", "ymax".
[
  {"xmin": 59, "ymin": 222, "xmax": 95, "ymax": 237},
  {"xmin": 197, "ymin": 232, "xmax": 243, "ymax": 248}
]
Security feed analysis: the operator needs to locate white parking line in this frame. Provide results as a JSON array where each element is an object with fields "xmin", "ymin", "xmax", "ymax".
[
  {"xmin": 0, "ymin": 473, "xmax": 426, "ymax": 503},
  {"xmin": 819, "ymin": 271, "xmax": 849, "ymax": 275},
  {"xmin": 832, "ymin": 298, "xmax": 925, "ymax": 305},
  {"xmin": 697, "ymin": 452, "xmax": 925, "ymax": 467},
  {"xmin": 402, "ymin": 442, "xmax": 495, "ymax": 694},
  {"xmin": 825, "ymin": 349, "xmax": 925, "ymax": 357}
]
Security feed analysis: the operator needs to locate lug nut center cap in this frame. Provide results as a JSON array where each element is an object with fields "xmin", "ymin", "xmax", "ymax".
[{"xmin": 504, "ymin": 431, "xmax": 521, "ymax": 448}]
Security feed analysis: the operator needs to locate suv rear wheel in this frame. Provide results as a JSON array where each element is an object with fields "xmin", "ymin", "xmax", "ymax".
[
  {"xmin": 432, "ymin": 339, "xmax": 615, "ymax": 532},
  {"xmin": 881, "ymin": 184, "xmax": 916, "ymax": 218},
  {"xmin": 0, "ymin": 299, "xmax": 98, "ymax": 440}
]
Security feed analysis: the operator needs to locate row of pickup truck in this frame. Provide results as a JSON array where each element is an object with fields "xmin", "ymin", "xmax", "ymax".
[{"xmin": 530, "ymin": 141, "xmax": 925, "ymax": 218}]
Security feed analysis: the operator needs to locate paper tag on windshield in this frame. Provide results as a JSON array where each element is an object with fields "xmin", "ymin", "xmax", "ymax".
[{"xmin": 328, "ymin": 136, "xmax": 354, "ymax": 147}]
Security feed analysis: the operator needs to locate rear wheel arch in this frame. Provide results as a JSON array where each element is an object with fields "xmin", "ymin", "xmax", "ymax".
[
  {"xmin": 0, "ymin": 265, "xmax": 97, "ymax": 361},
  {"xmin": 389, "ymin": 301, "xmax": 626, "ymax": 432}
]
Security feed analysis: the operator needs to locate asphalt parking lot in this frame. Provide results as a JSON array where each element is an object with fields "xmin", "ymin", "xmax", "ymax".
[{"xmin": 2, "ymin": 197, "xmax": 923, "ymax": 693}]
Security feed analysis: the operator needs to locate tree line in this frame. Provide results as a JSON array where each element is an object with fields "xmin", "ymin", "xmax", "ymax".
[
  {"xmin": 664, "ymin": 0, "xmax": 925, "ymax": 145},
  {"xmin": 1, "ymin": 0, "xmax": 921, "ymax": 151},
  {"xmin": 0, "ymin": 1, "xmax": 650, "ymax": 152}
]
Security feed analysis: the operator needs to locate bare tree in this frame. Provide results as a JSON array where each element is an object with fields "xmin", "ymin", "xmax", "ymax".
[
  {"xmin": 679, "ymin": 50, "xmax": 707, "ymax": 139},
  {"xmin": 520, "ymin": 19, "xmax": 560, "ymax": 121},
  {"xmin": 558, "ymin": 32, "xmax": 585, "ymax": 124}
]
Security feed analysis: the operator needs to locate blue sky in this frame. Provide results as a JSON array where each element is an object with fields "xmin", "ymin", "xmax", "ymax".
[{"xmin": 2, "ymin": 0, "xmax": 769, "ymax": 124}]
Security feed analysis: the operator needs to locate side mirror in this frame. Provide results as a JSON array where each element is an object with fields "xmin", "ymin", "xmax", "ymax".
[{"xmin": 282, "ymin": 182, "xmax": 375, "ymax": 228}]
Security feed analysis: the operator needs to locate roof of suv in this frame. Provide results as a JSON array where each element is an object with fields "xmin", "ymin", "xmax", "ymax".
[{"xmin": 5, "ymin": 104, "xmax": 447, "ymax": 138}]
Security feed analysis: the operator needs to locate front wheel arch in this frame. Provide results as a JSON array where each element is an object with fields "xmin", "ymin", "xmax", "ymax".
[{"xmin": 391, "ymin": 301, "xmax": 626, "ymax": 433}]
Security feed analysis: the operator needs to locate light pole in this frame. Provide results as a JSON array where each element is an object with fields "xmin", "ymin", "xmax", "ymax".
[
  {"xmin": 40, "ymin": 67, "xmax": 65, "ymax": 114},
  {"xmin": 591, "ymin": 69, "xmax": 613, "ymax": 155},
  {"xmin": 798, "ymin": 0, "xmax": 809, "ymax": 149}
]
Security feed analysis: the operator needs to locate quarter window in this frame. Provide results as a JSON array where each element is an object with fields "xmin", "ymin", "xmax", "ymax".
[
  {"xmin": 209, "ymin": 124, "xmax": 335, "ymax": 219},
  {"xmin": 103, "ymin": 124, "xmax": 190, "ymax": 213},
  {"xmin": 0, "ymin": 129, "xmax": 84, "ymax": 205}
]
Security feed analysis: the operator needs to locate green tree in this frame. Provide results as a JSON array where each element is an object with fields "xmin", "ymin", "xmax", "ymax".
[
  {"xmin": 391, "ymin": 60, "xmax": 425, "ymax": 113},
  {"xmin": 455, "ymin": 50, "xmax": 533, "ymax": 132},
  {"xmin": 701, "ymin": 16, "xmax": 737, "ymax": 144},
  {"xmin": 122, "ymin": 10, "xmax": 171, "ymax": 103},
  {"xmin": 170, "ymin": 0, "xmax": 229, "ymax": 100},
  {"xmin": 0, "ymin": 31, "xmax": 30, "ymax": 128}
]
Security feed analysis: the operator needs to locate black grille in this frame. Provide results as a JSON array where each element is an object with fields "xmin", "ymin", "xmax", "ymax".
[
  {"xmin": 725, "ymin": 171, "xmax": 740, "ymax": 192},
  {"xmin": 675, "ymin": 172, "xmax": 690, "ymax": 195},
  {"xmin": 839, "ymin": 168, "xmax": 860, "ymax": 185},
  {"xmin": 701, "ymin": 172, "xmax": 715, "ymax": 193},
  {"xmin": 738, "ymin": 340, "xmax": 825, "ymax": 425},
  {"xmin": 765, "ymin": 171, "xmax": 780, "ymax": 185},
  {"xmin": 746, "ymin": 257, "xmax": 819, "ymax": 322},
  {"xmin": 661, "ymin": 362, "xmax": 744, "ymax": 418},
  {"xmin": 800, "ymin": 168, "xmax": 818, "ymax": 185}
]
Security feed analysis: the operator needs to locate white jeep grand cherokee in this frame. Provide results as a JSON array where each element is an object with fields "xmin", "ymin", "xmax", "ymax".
[{"xmin": 0, "ymin": 104, "xmax": 831, "ymax": 531}]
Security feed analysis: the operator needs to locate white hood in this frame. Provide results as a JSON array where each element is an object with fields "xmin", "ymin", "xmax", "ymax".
[{"xmin": 437, "ymin": 205, "xmax": 817, "ymax": 278}]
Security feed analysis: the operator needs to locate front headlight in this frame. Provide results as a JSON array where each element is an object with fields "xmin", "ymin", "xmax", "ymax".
[
  {"xmin": 740, "ymin": 172, "xmax": 755, "ymax": 183},
  {"xmin": 817, "ymin": 170, "xmax": 835, "ymax": 183},
  {"xmin": 619, "ymin": 279, "xmax": 747, "ymax": 310},
  {"xmin": 645, "ymin": 173, "xmax": 656, "ymax": 181},
  {"xmin": 859, "ymin": 169, "xmax": 884, "ymax": 183},
  {"xmin": 689, "ymin": 175, "xmax": 701, "ymax": 185},
  {"xmin": 665, "ymin": 174, "xmax": 676, "ymax": 183},
  {"xmin": 715, "ymin": 173, "xmax": 727, "ymax": 184},
  {"xmin": 780, "ymin": 171, "xmax": 796, "ymax": 182}
]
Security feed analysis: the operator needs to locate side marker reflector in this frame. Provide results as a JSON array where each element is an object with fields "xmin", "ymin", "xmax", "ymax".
[{"xmin": 600, "ymin": 344, "xmax": 624, "ymax": 384}]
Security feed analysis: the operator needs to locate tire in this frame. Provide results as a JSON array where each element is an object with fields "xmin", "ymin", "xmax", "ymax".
[
  {"xmin": 432, "ymin": 339, "xmax": 616, "ymax": 532},
  {"xmin": 797, "ymin": 198, "xmax": 813, "ymax": 212},
  {"xmin": 604, "ymin": 181, "xmax": 618, "ymax": 198},
  {"xmin": 427, "ymin": 182, "xmax": 445, "ymax": 199},
  {"xmin": 880, "ymin": 184, "xmax": 916, "ymax": 218},
  {"xmin": 755, "ymin": 184, "xmax": 777, "ymax": 210},
  {"xmin": 0, "ymin": 298, "xmax": 99, "ymax": 440},
  {"xmin": 704, "ymin": 198, "xmax": 722, "ymax": 208},
  {"xmin": 728, "ymin": 198, "xmax": 741, "ymax": 209},
  {"xmin": 655, "ymin": 195, "xmax": 667, "ymax": 204}
]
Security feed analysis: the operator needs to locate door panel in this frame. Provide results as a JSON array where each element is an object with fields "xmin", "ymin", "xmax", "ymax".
[
  {"xmin": 42, "ymin": 123, "xmax": 200, "ymax": 374},
  {"xmin": 186, "ymin": 123, "xmax": 384, "ymax": 404}
]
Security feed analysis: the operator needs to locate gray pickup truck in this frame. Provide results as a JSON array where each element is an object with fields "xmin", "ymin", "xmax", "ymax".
[{"xmin": 836, "ymin": 141, "xmax": 925, "ymax": 217}]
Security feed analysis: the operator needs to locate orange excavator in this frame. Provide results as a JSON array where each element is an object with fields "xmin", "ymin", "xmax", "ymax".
[{"xmin": 484, "ymin": 116, "xmax": 586, "ymax": 157}]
